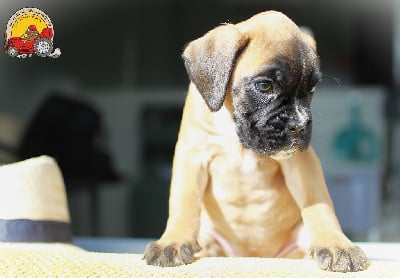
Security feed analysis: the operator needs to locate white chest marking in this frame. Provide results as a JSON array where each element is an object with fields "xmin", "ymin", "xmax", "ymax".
[{"xmin": 241, "ymin": 150, "xmax": 258, "ymax": 173}]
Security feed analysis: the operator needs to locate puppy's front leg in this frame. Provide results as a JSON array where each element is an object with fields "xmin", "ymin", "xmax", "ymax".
[
  {"xmin": 144, "ymin": 147, "xmax": 207, "ymax": 267},
  {"xmin": 278, "ymin": 147, "xmax": 369, "ymax": 272}
]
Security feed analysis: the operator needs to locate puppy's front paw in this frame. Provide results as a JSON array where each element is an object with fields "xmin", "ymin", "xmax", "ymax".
[
  {"xmin": 143, "ymin": 240, "xmax": 201, "ymax": 267},
  {"xmin": 311, "ymin": 244, "xmax": 369, "ymax": 272}
]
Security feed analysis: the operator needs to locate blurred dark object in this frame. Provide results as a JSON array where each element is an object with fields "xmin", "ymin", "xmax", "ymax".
[
  {"xmin": 18, "ymin": 93, "xmax": 119, "ymax": 235},
  {"xmin": 18, "ymin": 93, "xmax": 119, "ymax": 187}
]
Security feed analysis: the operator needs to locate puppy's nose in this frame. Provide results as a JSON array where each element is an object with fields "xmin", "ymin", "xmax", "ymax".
[{"xmin": 287, "ymin": 121, "xmax": 309, "ymax": 136}]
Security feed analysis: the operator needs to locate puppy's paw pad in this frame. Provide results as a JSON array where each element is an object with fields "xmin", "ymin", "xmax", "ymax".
[
  {"xmin": 143, "ymin": 240, "xmax": 201, "ymax": 267},
  {"xmin": 312, "ymin": 245, "xmax": 369, "ymax": 272}
]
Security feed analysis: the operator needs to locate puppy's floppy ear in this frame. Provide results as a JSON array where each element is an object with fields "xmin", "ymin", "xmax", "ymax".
[{"xmin": 182, "ymin": 24, "xmax": 249, "ymax": 112}]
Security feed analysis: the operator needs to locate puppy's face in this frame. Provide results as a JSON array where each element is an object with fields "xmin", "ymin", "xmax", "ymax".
[
  {"xmin": 229, "ymin": 36, "xmax": 321, "ymax": 157},
  {"xmin": 183, "ymin": 11, "xmax": 322, "ymax": 158}
]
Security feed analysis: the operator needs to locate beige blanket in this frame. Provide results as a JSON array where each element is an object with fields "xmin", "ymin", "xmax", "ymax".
[{"xmin": 0, "ymin": 243, "xmax": 398, "ymax": 277}]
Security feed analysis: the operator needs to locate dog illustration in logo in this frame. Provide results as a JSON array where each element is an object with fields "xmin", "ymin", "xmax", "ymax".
[{"xmin": 22, "ymin": 25, "xmax": 39, "ymax": 42}]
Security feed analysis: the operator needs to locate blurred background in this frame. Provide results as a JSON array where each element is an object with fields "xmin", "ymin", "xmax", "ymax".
[{"xmin": 0, "ymin": 0, "xmax": 399, "ymax": 243}]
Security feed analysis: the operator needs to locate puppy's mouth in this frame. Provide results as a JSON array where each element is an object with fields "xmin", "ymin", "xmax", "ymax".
[
  {"xmin": 239, "ymin": 136, "xmax": 308, "ymax": 157},
  {"xmin": 269, "ymin": 143, "xmax": 304, "ymax": 159},
  {"xmin": 270, "ymin": 150, "xmax": 295, "ymax": 160},
  {"xmin": 264, "ymin": 141, "xmax": 306, "ymax": 159},
  {"xmin": 233, "ymin": 108, "xmax": 312, "ymax": 157},
  {"xmin": 235, "ymin": 123, "xmax": 310, "ymax": 157}
]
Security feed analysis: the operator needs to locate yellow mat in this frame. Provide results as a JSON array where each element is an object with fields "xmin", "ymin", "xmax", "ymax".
[{"xmin": 0, "ymin": 243, "xmax": 399, "ymax": 277}]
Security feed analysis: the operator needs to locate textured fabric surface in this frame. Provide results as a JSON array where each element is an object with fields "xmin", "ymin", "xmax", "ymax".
[{"xmin": 0, "ymin": 243, "xmax": 399, "ymax": 277}]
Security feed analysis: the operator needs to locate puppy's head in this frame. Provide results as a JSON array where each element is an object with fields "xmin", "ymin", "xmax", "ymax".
[{"xmin": 182, "ymin": 11, "xmax": 321, "ymax": 158}]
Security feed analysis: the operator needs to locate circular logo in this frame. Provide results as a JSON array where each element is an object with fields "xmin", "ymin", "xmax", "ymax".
[{"xmin": 4, "ymin": 7, "xmax": 61, "ymax": 58}]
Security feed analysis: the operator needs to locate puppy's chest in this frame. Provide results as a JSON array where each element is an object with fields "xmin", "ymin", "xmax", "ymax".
[
  {"xmin": 208, "ymin": 149, "xmax": 281, "ymax": 202},
  {"xmin": 240, "ymin": 150, "xmax": 262, "ymax": 173},
  {"xmin": 205, "ymin": 108, "xmax": 290, "ymax": 209}
]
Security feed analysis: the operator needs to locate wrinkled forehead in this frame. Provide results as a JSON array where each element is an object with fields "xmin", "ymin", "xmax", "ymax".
[{"xmin": 232, "ymin": 28, "xmax": 319, "ymax": 84}]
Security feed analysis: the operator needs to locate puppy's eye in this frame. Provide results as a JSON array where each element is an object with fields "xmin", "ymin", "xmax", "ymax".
[{"xmin": 255, "ymin": 81, "xmax": 273, "ymax": 93}]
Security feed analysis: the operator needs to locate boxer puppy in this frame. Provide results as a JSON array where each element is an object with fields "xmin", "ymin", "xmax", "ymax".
[{"xmin": 144, "ymin": 11, "xmax": 369, "ymax": 272}]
